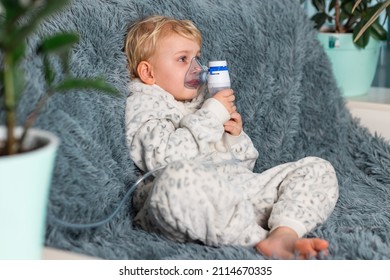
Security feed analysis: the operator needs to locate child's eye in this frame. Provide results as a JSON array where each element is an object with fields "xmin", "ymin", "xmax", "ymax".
[{"xmin": 178, "ymin": 56, "xmax": 187, "ymax": 62}]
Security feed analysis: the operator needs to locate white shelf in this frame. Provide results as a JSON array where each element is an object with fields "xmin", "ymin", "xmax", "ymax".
[
  {"xmin": 346, "ymin": 87, "xmax": 390, "ymax": 111},
  {"xmin": 42, "ymin": 247, "xmax": 98, "ymax": 260},
  {"xmin": 346, "ymin": 87, "xmax": 390, "ymax": 141}
]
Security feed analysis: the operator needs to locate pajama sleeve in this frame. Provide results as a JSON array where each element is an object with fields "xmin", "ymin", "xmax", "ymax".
[
  {"xmin": 223, "ymin": 132, "xmax": 259, "ymax": 171},
  {"xmin": 200, "ymin": 98, "xmax": 259, "ymax": 170},
  {"xmin": 126, "ymin": 95, "xmax": 231, "ymax": 172}
]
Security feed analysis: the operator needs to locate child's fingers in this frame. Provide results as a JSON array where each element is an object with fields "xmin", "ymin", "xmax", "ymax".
[
  {"xmin": 221, "ymin": 89, "xmax": 234, "ymax": 97},
  {"xmin": 213, "ymin": 89, "xmax": 233, "ymax": 98},
  {"xmin": 230, "ymin": 111, "xmax": 242, "ymax": 124},
  {"xmin": 224, "ymin": 123, "xmax": 235, "ymax": 135},
  {"xmin": 224, "ymin": 123, "xmax": 241, "ymax": 136},
  {"xmin": 213, "ymin": 89, "xmax": 235, "ymax": 114},
  {"xmin": 224, "ymin": 119, "xmax": 242, "ymax": 136},
  {"xmin": 224, "ymin": 120, "xmax": 235, "ymax": 126}
]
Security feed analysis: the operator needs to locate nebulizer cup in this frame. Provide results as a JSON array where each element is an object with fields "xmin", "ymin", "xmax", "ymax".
[
  {"xmin": 184, "ymin": 57, "xmax": 231, "ymax": 97},
  {"xmin": 207, "ymin": 60, "xmax": 231, "ymax": 96}
]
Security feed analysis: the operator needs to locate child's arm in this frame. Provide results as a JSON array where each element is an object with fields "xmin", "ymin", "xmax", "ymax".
[
  {"xmin": 126, "ymin": 93, "xmax": 231, "ymax": 172},
  {"xmin": 212, "ymin": 90, "xmax": 259, "ymax": 170},
  {"xmin": 223, "ymin": 130, "xmax": 259, "ymax": 170},
  {"xmin": 221, "ymin": 111, "xmax": 259, "ymax": 170}
]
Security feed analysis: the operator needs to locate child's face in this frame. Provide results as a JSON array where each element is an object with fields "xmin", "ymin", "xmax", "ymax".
[{"xmin": 149, "ymin": 33, "xmax": 201, "ymax": 101}]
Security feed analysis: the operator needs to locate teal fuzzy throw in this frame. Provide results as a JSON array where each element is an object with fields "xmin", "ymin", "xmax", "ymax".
[{"xmin": 5, "ymin": 0, "xmax": 390, "ymax": 259}]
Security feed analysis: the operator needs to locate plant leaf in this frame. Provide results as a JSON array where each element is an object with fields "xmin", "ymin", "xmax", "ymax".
[
  {"xmin": 1, "ymin": 0, "xmax": 26, "ymax": 25},
  {"xmin": 354, "ymin": 1, "xmax": 390, "ymax": 42},
  {"xmin": 342, "ymin": 1, "xmax": 355, "ymax": 16},
  {"xmin": 37, "ymin": 32, "xmax": 79, "ymax": 54},
  {"xmin": 311, "ymin": 0, "xmax": 325, "ymax": 12},
  {"xmin": 54, "ymin": 78, "xmax": 120, "ymax": 96},
  {"xmin": 388, "ymin": 4, "xmax": 390, "ymax": 17},
  {"xmin": 311, "ymin": 12, "xmax": 328, "ymax": 29},
  {"xmin": 7, "ymin": 0, "xmax": 71, "ymax": 48},
  {"xmin": 0, "ymin": 1, "xmax": 27, "ymax": 50},
  {"xmin": 353, "ymin": 20, "xmax": 370, "ymax": 48},
  {"xmin": 42, "ymin": 55, "xmax": 54, "ymax": 86},
  {"xmin": 10, "ymin": 40, "xmax": 25, "ymax": 64},
  {"xmin": 352, "ymin": 0, "xmax": 363, "ymax": 13},
  {"xmin": 37, "ymin": 32, "xmax": 79, "ymax": 73},
  {"xmin": 369, "ymin": 20, "xmax": 387, "ymax": 41},
  {"xmin": 329, "ymin": 0, "xmax": 337, "ymax": 12}
]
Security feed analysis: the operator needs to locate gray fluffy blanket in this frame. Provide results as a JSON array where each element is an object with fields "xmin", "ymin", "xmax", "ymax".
[{"xmin": 6, "ymin": 0, "xmax": 390, "ymax": 259}]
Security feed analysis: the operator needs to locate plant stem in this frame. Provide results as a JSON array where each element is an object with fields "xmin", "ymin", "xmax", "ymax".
[
  {"xmin": 19, "ymin": 89, "xmax": 53, "ymax": 152},
  {"xmin": 3, "ymin": 53, "xmax": 17, "ymax": 155},
  {"xmin": 335, "ymin": 0, "xmax": 344, "ymax": 33}
]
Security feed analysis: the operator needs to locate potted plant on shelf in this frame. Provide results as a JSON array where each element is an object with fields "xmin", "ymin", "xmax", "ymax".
[
  {"xmin": 0, "ymin": 0, "xmax": 118, "ymax": 259},
  {"xmin": 308, "ymin": 0, "xmax": 390, "ymax": 97}
]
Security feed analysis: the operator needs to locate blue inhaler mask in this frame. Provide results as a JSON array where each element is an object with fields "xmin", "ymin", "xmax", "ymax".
[{"xmin": 184, "ymin": 57, "xmax": 208, "ymax": 89}]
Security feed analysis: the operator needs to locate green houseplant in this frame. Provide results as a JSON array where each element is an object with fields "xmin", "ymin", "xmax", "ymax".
[
  {"xmin": 0, "ymin": 0, "xmax": 117, "ymax": 259},
  {"xmin": 306, "ymin": 0, "xmax": 390, "ymax": 96},
  {"xmin": 310, "ymin": 0, "xmax": 389, "ymax": 48}
]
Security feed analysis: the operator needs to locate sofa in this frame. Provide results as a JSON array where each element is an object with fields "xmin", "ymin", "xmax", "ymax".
[{"xmin": 14, "ymin": 0, "xmax": 390, "ymax": 259}]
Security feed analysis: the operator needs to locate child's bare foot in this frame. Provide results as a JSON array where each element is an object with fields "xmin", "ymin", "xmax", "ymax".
[{"xmin": 255, "ymin": 226, "xmax": 329, "ymax": 259}]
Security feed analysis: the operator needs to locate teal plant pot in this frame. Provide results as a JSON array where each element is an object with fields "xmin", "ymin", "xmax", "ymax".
[
  {"xmin": 0, "ymin": 127, "xmax": 59, "ymax": 259},
  {"xmin": 318, "ymin": 32, "xmax": 381, "ymax": 97}
]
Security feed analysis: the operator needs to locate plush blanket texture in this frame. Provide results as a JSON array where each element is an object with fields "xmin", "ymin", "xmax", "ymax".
[{"xmin": 4, "ymin": 0, "xmax": 390, "ymax": 259}]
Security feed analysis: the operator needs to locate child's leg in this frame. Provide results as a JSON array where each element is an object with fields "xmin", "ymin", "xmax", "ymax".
[
  {"xmin": 134, "ymin": 160, "xmax": 268, "ymax": 247},
  {"xmin": 245, "ymin": 156, "xmax": 339, "ymax": 258}
]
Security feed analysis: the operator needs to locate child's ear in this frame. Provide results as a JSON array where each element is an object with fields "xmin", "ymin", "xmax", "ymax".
[{"xmin": 137, "ymin": 61, "xmax": 155, "ymax": 85}]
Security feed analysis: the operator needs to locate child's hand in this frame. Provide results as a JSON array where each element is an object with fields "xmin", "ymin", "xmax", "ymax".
[
  {"xmin": 224, "ymin": 111, "xmax": 242, "ymax": 136},
  {"xmin": 213, "ymin": 89, "xmax": 236, "ymax": 114}
]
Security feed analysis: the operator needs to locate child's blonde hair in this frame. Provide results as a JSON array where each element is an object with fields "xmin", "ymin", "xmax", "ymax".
[{"xmin": 124, "ymin": 15, "xmax": 202, "ymax": 79}]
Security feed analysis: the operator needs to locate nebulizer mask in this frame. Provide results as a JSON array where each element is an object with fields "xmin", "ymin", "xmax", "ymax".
[{"xmin": 184, "ymin": 57, "xmax": 231, "ymax": 97}]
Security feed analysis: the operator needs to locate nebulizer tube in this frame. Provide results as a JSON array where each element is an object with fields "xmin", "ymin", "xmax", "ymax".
[
  {"xmin": 49, "ymin": 165, "xmax": 166, "ymax": 229},
  {"xmin": 184, "ymin": 57, "xmax": 231, "ymax": 97}
]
